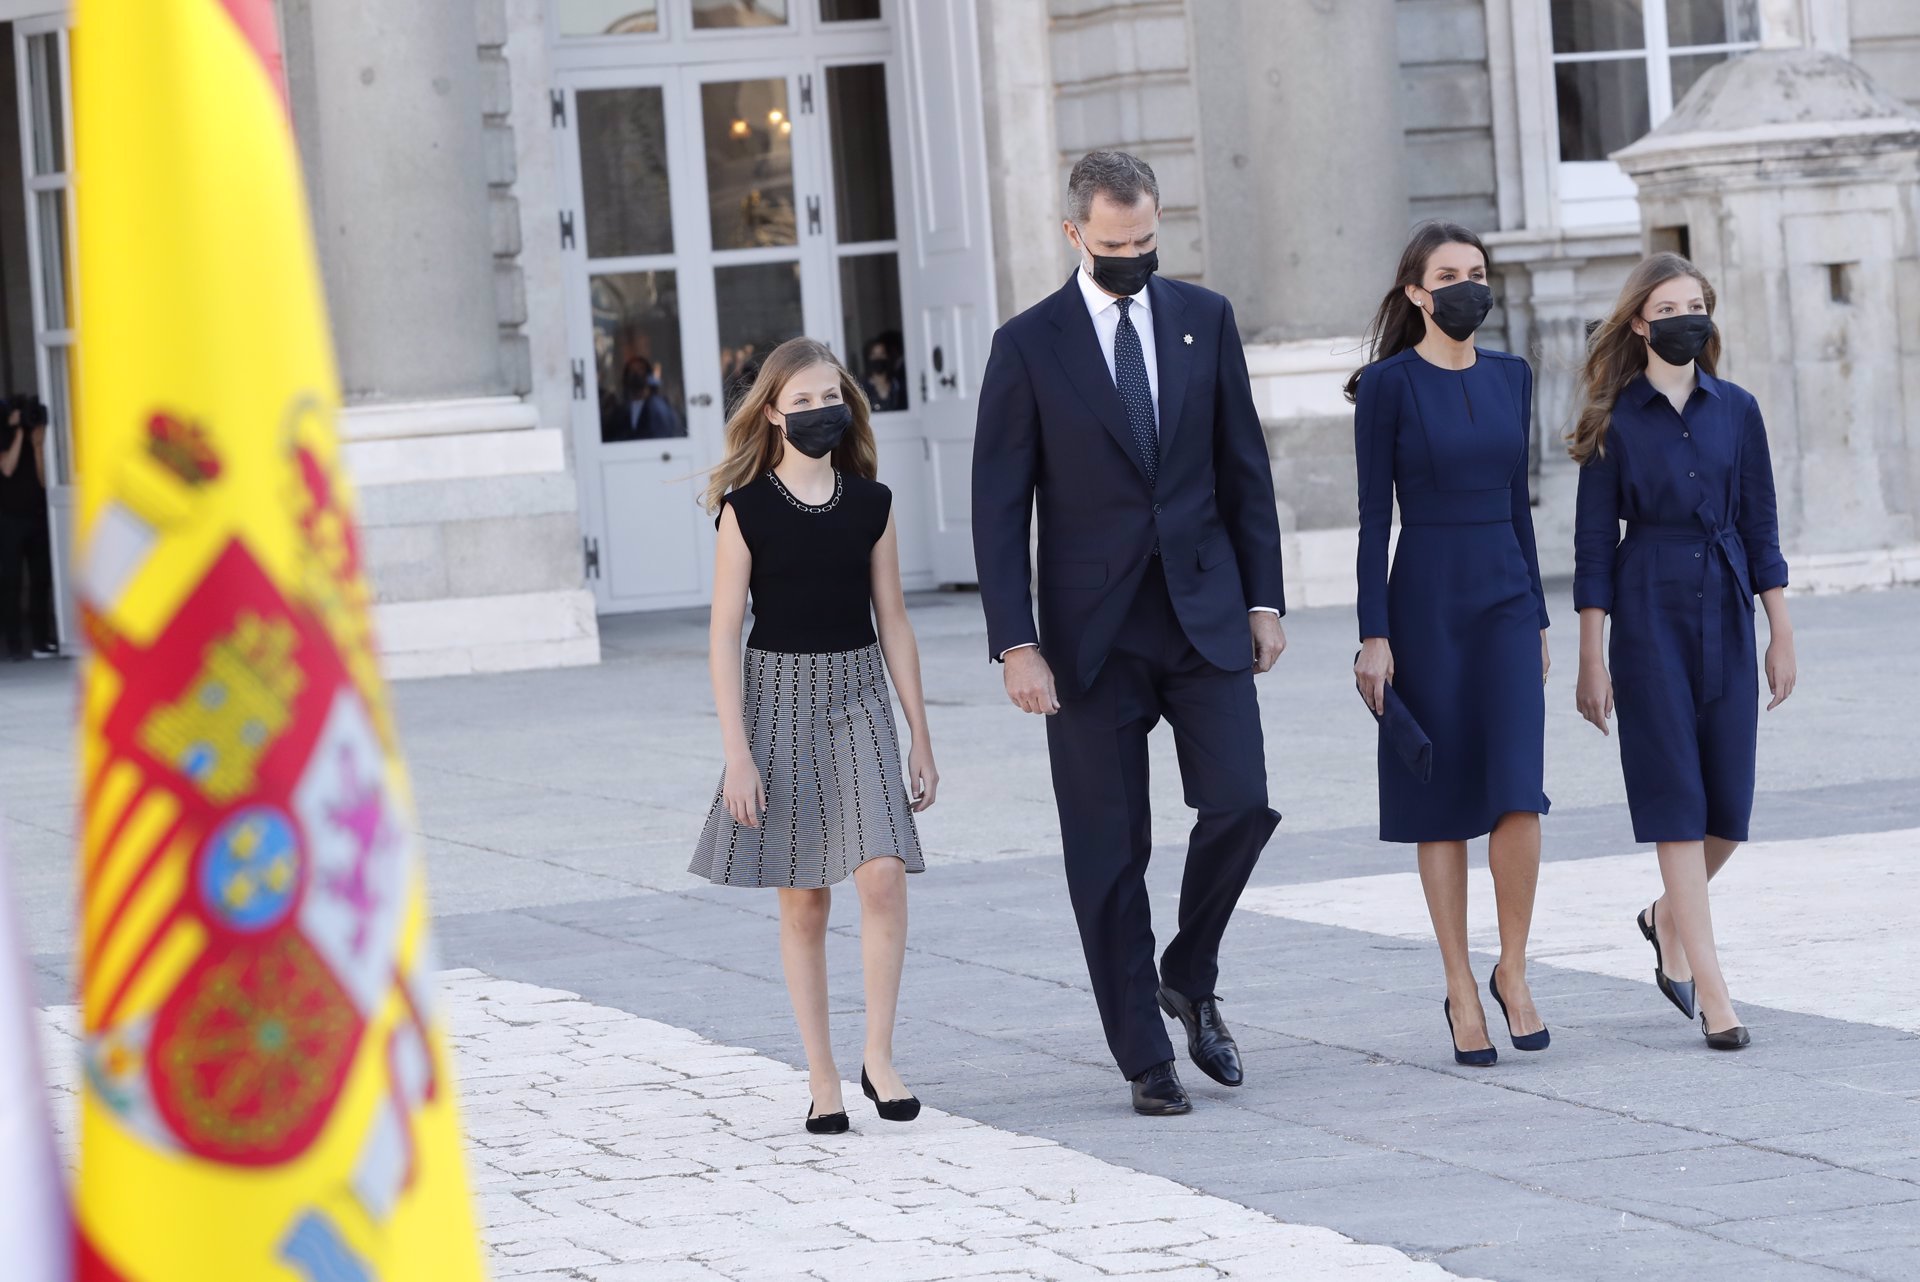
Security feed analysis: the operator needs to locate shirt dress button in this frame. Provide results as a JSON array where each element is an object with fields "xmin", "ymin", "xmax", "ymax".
[
  {"xmin": 1682, "ymin": 431, "xmax": 1690, "ymax": 438},
  {"xmin": 1696, "ymin": 592, "xmax": 1704, "ymax": 598},
  {"xmin": 1695, "ymin": 551, "xmax": 1702, "ymax": 558},
  {"xmin": 1688, "ymin": 470, "xmax": 1696, "ymax": 478}
]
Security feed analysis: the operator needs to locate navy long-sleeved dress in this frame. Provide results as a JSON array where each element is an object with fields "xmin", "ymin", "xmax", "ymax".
[
  {"xmin": 1572, "ymin": 370, "xmax": 1788, "ymax": 843},
  {"xmin": 1355, "ymin": 347, "xmax": 1552, "ymax": 843}
]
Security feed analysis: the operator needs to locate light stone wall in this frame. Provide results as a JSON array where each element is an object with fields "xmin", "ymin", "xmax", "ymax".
[
  {"xmin": 277, "ymin": 0, "xmax": 597, "ymax": 676},
  {"xmin": 1397, "ymin": 0, "xmax": 1499, "ymax": 232},
  {"xmin": 1045, "ymin": 0, "xmax": 1208, "ymax": 283},
  {"xmin": 1851, "ymin": 0, "xmax": 1920, "ymax": 108}
]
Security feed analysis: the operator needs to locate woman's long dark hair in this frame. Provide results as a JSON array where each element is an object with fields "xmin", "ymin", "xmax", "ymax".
[{"xmin": 1343, "ymin": 220, "xmax": 1492, "ymax": 403}]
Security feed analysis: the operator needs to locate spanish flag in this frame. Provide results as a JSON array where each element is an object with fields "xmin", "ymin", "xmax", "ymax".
[{"xmin": 72, "ymin": 2, "xmax": 486, "ymax": 1278}]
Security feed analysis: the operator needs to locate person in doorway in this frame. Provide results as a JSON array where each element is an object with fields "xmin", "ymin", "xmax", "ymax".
[
  {"xmin": 693, "ymin": 336, "xmax": 939, "ymax": 1134},
  {"xmin": 0, "ymin": 398, "xmax": 31, "ymax": 661},
  {"xmin": 1348, "ymin": 222, "xmax": 1553, "ymax": 1068},
  {"xmin": 21, "ymin": 400, "xmax": 56, "ymax": 657},
  {"xmin": 603, "ymin": 356, "xmax": 682, "ymax": 441},
  {"xmin": 971, "ymin": 150, "xmax": 1286, "ymax": 1117},
  {"xmin": 1571, "ymin": 253, "xmax": 1794, "ymax": 1052},
  {"xmin": 858, "ymin": 334, "xmax": 906, "ymax": 413}
]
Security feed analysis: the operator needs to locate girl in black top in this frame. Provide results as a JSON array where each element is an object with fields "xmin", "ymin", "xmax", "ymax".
[{"xmin": 693, "ymin": 336, "xmax": 938, "ymax": 1134}]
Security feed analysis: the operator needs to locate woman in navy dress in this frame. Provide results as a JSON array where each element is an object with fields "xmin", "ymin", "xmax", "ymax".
[
  {"xmin": 1572, "ymin": 253, "xmax": 1795, "ymax": 1051},
  {"xmin": 1349, "ymin": 222, "xmax": 1553, "ymax": 1066}
]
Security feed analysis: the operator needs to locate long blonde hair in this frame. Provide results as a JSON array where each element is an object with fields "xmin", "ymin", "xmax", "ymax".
[
  {"xmin": 1568, "ymin": 252, "xmax": 1720, "ymax": 465},
  {"xmin": 701, "ymin": 337, "xmax": 879, "ymax": 512}
]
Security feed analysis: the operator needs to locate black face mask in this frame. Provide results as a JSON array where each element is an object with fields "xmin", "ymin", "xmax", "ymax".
[
  {"xmin": 1422, "ymin": 280, "xmax": 1494, "ymax": 342},
  {"xmin": 1083, "ymin": 247, "xmax": 1158, "ymax": 298},
  {"xmin": 864, "ymin": 356, "xmax": 889, "ymax": 377},
  {"xmin": 1645, "ymin": 314, "xmax": 1714, "ymax": 366},
  {"xmin": 781, "ymin": 403, "xmax": 852, "ymax": 459}
]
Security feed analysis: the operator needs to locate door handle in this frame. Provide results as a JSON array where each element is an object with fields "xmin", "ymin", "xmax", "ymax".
[
  {"xmin": 661, "ymin": 450, "xmax": 673, "ymax": 462},
  {"xmin": 690, "ymin": 393, "xmax": 714, "ymax": 407}
]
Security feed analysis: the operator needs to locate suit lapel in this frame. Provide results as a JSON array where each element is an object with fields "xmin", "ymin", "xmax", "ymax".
[
  {"xmin": 1047, "ymin": 273, "xmax": 1151, "ymax": 483},
  {"xmin": 1149, "ymin": 275, "xmax": 1191, "ymax": 457}
]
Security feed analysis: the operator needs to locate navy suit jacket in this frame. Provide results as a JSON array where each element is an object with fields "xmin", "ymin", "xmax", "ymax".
[{"xmin": 971, "ymin": 271, "xmax": 1286, "ymax": 699}]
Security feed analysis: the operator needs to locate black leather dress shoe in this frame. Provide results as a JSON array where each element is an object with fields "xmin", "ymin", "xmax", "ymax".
[
  {"xmin": 1128, "ymin": 1060, "xmax": 1192, "ymax": 1116},
  {"xmin": 1157, "ymin": 985, "xmax": 1243, "ymax": 1087}
]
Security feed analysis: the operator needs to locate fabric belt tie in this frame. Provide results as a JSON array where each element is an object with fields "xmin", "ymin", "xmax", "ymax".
[
  {"xmin": 1623, "ymin": 513, "xmax": 1751, "ymax": 704},
  {"xmin": 1397, "ymin": 488, "xmax": 1510, "ymax": 526}
]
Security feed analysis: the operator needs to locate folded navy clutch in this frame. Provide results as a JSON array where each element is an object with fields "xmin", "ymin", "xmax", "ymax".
[{"xmin": 1355, "ymin": 652, "xmax": 1433, "ymax": 783}]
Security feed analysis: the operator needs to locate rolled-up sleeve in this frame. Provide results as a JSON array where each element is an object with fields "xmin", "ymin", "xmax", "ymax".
[
  {"xmin": 1572, "ymin": 435, "xmax": 1622, "ymax": 613},
  {"xmin": 1353, "ymin": 365, "xmax": 1396, "ymax": 640},
  {"xmin": 1737, "ymin": 394, "xmax": 1790, "ymax": 594}
]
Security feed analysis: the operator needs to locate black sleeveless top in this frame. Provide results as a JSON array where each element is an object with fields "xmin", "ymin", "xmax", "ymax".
[{"xmin": 722, "ymin": 470, "xmax": 892, "ymax": 653}]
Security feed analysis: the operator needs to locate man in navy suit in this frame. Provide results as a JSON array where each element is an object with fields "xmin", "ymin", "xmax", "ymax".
[{"xmin": 972, "ymin": 151, "xmax": 1287, "ymax": 1116}]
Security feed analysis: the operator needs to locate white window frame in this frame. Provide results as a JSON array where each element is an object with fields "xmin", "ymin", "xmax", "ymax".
[{"xmin": 1498, "ymin": 0, "xmax": 1770, "ymax": 233}]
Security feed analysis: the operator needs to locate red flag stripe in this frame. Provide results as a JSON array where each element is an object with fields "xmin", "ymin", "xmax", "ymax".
[{"xmin": 214, "ymin": 0, "xmax": 288, "ymax": 110}]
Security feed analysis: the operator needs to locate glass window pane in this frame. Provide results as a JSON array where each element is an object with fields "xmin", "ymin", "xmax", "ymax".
[
  {"xmin": 27, "ymin": 34, "xmax": 64, "ymax": 176},
  {"xmin": 702, "ymin": 79, "xmax": 797, "ymax": 250},
  {"xmin": 557, "ymin": 0, "xmax": 660, "ymax": 35},
  {"xmin": 1671, "ymin": 52, "xmax": 1731, "ymax": 105},
  {"xmin": 716, "ymin": 262, "xmax": 803, "ymax": 415},
  {"xmin": 841, "ymin": 254, "xmax": 906, "ymax": 414},
  {"xmin": 591, "ymin": 271, "xmax": 687, "ymax": 442},
  {"xmin": 578, "ymin": 88, "xmax": 674, "ymax": 259},
  {"xmin": 44, "ymin": 342, "xmax": 73, "ymax": 484},
  {"xmin": 1551, "ymin": 0, "xmax": 1644, "ymax": 55},
  {"xmin": 826, "ymin": 65, "xmax": 895, "ymax": 244},
  {"xmin": 692, "ymin": 0, "xmax": 789, "ymax": 28},
  {"xmin": 36, "ymin": 190, "xmax": 68, "ymax": 332},
  {"xmin": 1555, "ymin": 57, "xmax": 1651, "ymax": 161},
  {"xmin": 822, "ymin": 0, "xmax": 882, "ymax": 19},
  {"xmin": 1668, "ymin": 0, "xmax": 1758, "ymax": 47}
]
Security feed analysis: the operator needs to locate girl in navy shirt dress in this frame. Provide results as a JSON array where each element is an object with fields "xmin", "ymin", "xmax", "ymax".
[
  {"xmin": 1572, "ymin": 253, "xmax": 1797, "ymax": 1051},
  {"xmin": 1350, "ymin": 222, "xmax": 1553, "ymax": 1067}
]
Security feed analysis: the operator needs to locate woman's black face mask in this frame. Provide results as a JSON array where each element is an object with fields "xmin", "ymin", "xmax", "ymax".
[{"xmin": 780, "ymin": 402, "xmax": 852, "ymax": 459}]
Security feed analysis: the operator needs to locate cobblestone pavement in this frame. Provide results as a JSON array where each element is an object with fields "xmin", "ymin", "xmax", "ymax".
[
  {"xmin": 10, "ymin": 584, "xmax": 1920, "ymax": 1279},
  {"xmin": 38, "ymin": 976, "xmax": 1480, "ymax": 1282}
]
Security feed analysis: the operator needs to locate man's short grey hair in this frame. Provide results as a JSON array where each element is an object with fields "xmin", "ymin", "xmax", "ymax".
[{"xmin": 1066, "ymin": 150, "xmax": 1159, "ymax": 225}]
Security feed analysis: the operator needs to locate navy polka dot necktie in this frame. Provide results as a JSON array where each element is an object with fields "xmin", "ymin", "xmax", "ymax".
[{"xmin": 1113, "ymin": 297, "xmax": 1158, "ymax": 487}]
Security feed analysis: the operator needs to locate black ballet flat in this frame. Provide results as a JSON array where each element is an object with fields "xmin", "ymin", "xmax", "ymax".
[
  {"xmin": 861, "ymin": 1066, "xmax": 921, "ymax": 1122},
  {"xmin": 804, "ymin": 1103, "xmax": 850, "ymax": 1134},
  {"xmin": 1444, "ymin": 998, "xmax": 1497, "ymax": 1067},
  {"xmin": 1637, "ymin": 904, "xmax": 1697, "ymax": 1020},
  {"xmin": 1488, "ymin": 965, "xmax": 1550, "ymax": 1052},
  {"xmin": 1701, "ymin": 1016, "xmax": 1751, "ymax": 1051}
]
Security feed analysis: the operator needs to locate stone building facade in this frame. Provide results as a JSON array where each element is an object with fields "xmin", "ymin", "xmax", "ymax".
[{"xmin": 3, "ymin": 0, "xmax": 1914, "ymax": 674}]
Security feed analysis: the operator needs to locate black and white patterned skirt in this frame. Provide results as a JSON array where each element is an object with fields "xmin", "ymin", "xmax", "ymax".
[{"xmin": 691, "ymin": 644, "xmax": 926, "ymax": 888}]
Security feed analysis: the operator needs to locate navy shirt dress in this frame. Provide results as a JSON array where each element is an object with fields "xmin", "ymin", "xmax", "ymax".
[
  {"xmin": 1572, "ymin": 370, "xmax": 1789, "ymax": 843},
  {"xmin": 1355, "ymin": 348, "xmax": 1552, "ymax": 843}
]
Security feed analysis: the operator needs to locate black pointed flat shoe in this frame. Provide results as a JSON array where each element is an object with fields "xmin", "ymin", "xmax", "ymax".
[
  {"xmin": 1157, "ymin": 985, "xmax": 1243, "ymax": 1087},
  {"xmin": 1488, "ymin": 965, "xmax": 1550, "ymax": 1052},
  {"xmin": 1128, "ymin": 1060, "xmax": 1192, "ymax": 1116},
  {"xmin": 805, "ymin": 1103, "xmax": 850, "ymax": 1134},
  {"xmin": 1444, "ymin": 998, "xmax": 1497, "ymax": 1067},
  {"xmin": 1701, "ymin": 1016, "xmax": 1751, "ymax": 1051},
  {"xmin": 1638, "ymin": 904, "xmax": 1697, "ymax": 1020},
  {"xmin": 860, "ymin": 1066, "xmax": 921, "ymax": 1122}
]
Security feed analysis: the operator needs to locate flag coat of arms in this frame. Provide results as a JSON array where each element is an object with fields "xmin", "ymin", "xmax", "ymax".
[{"xmin": 72, "ymin": 2, "xmax": 487, "ymax": 1278}]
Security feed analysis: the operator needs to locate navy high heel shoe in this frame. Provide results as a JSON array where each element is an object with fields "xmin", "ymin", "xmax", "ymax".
[
  {"xmin": 1637, "ymin": 904, "xmax": 1697, "ymax": 1019},
  {"xmin": 1701, "ymin": 1014, "xmax": 1751, "ymax": 1050},
  {"xmin": 1443, "ymin": 998, "xmax": 1497, "ymax": 1067},
  {"xmin": 1488, "ymin": 965, "xmax": 1550, "ymax": 1051}
]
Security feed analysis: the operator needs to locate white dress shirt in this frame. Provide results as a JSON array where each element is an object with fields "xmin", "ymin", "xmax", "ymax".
[
  {"xmin": 1077, "ymin": 265, "xmax": 1159, "ymax": 430},
  {"xmin": 999, "ymin": 266, "xmax": 1275, "ymax": 661}
]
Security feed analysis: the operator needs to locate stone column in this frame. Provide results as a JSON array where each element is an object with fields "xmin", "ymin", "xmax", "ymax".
[
  {"xmin": 1616, "ymin": 50, "xmax": 1920, "ymax": 579},
  {"xmin": 1188, "ymin": 0, "xmax": 1409, "ymax": 341},
  {"xmin": 282, "ymin": 0, "xmax": 504, "ymax": 402}
]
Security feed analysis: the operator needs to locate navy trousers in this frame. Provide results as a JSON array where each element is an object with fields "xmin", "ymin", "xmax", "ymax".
[{"xmin": 1044, "ymin": 559, "xmax": 1279, "ymax": 1079}]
